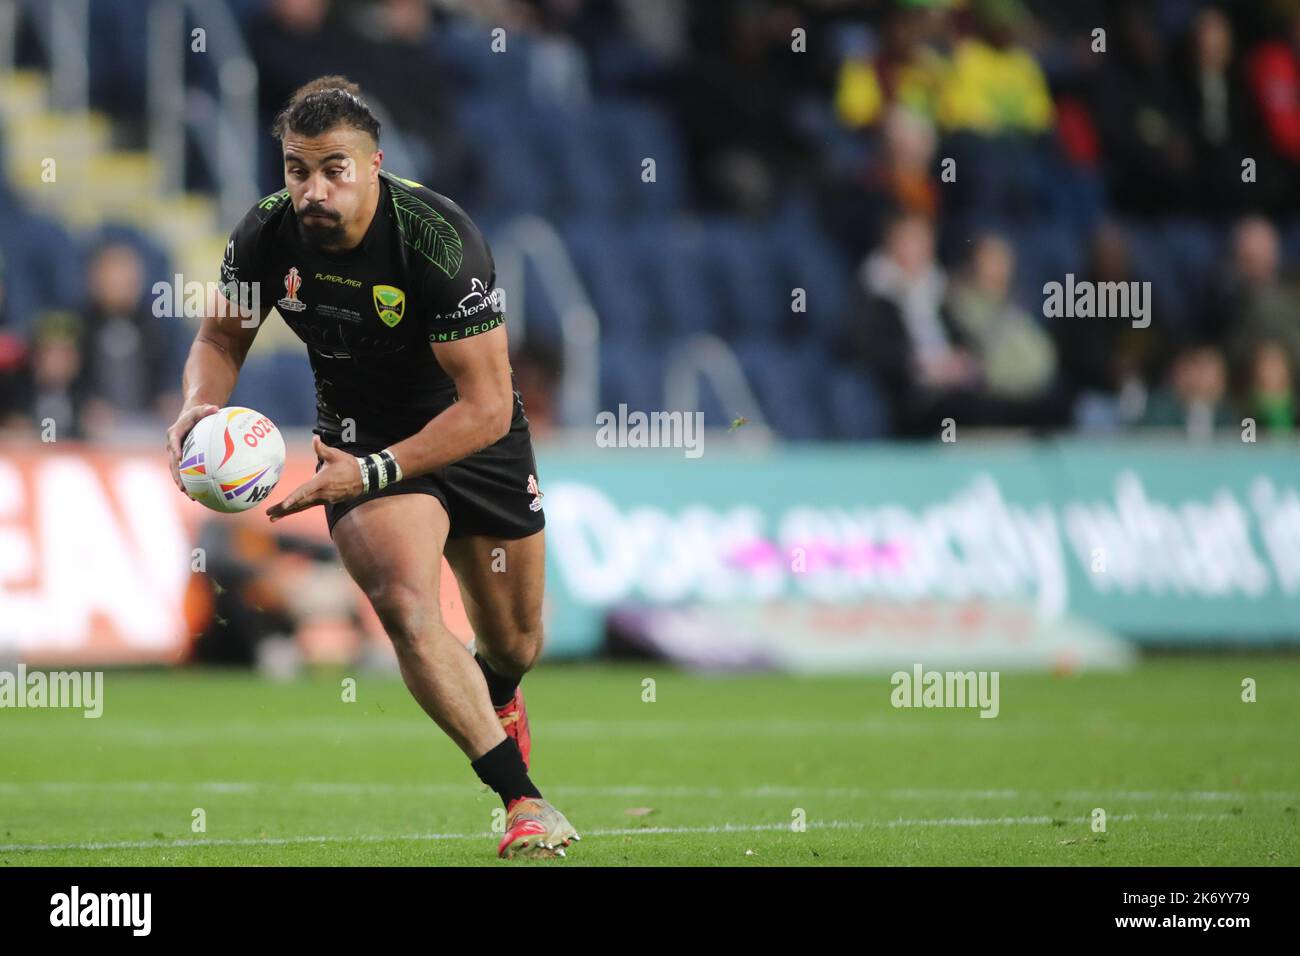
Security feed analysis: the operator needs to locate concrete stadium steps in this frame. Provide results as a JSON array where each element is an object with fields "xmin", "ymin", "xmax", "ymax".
[
  {"xmin": 172, "ymin": 235, "xmax": 302, "ymax": 355},
  {"xmin": 139, "ymin": 193, "xmax": 220, "ymax": 253},
  {"xmin": 0, "ymin": 69, "xmax": 223, "ymax": 296},
  {"xmin": 3, "ymin": 112, "xmax": 110, "ymax": 191},
  {"xmin": 0, "ymin": 70, "xmax": 51, "ymax": 121},
  {"xmin": 176, "ymin": 233, "xmax": 230, "ymax": 289}
]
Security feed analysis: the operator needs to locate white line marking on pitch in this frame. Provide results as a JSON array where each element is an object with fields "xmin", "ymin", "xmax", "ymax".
[
  {"xmin": 0, "ymin": 813, "xmax": 1237, "ymax": 854},
  {"xmin": 0, "ymin": 781, "xmax": 1294, "ymax": 801},
  {"xmin": 6, "ymin": 718, "xmax": 1293, "ymax": 744}
]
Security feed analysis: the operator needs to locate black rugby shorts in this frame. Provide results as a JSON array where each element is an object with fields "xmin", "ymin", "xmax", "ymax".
[{"xmin": 316, "ymin": 415, "xmax": 546, "ymax": 540}]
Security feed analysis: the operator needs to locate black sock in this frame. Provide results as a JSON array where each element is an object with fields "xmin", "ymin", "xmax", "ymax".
[
  {"xmin": 471, "ymin": 737, "xmax": 541, "ymax": 807},
  {"xmin": 475, "ymin": 651, "xmax": 522, "ymax": 709}
]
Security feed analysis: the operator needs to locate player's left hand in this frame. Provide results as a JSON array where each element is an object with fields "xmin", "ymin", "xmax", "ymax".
[{"xmin": 267, "ymin": 435, "xmax": 363, "ymax": 522}]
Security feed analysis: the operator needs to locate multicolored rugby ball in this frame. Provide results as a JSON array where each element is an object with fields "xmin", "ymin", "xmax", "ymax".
[{"xmin": 179, "ymin": 406, "xmax": 286, "ymax": 514}]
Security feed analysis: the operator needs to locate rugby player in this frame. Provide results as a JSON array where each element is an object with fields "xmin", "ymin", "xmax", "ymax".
[{"xmin": 165, "ymin": 76, "xmax": 578, "ymax": 859}]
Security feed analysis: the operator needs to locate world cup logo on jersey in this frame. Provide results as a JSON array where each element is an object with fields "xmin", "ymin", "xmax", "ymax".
[{"xmin": 277, "ymin": 266, "xmax": 307, "ymax": 312}]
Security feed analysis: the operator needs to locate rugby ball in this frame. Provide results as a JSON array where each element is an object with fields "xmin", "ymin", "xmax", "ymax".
[{"xmin": 179, "ymin": 406, "xmax": 286, "ymax": 513}]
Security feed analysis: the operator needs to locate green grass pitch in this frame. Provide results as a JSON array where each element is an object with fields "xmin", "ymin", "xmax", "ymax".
[{"xmin": 1, "ymin": 658, "xmax": 1297, "ymax": 866}]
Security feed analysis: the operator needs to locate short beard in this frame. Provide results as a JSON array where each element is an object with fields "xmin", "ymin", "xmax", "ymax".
[{"xmin": 297, "ymin": 216, "xmax": 347, "ymax": 251}]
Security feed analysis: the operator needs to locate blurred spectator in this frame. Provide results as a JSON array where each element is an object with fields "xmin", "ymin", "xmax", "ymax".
[
  {"xmin": 1089, "ymin": 2, "xmax": 1196, "ymax": 214},
  {"xmin": 0, "ymin": 252, "xmax": 24, "ymax": 432},
  {"xmin": 945, "ymin": 233, "xmax": 1058, "ymax": 404},
  {"xmin": 822, "ymin": 103, "xmax": 942, "ymax": 262},
  {"xmin": 936, "ymin": 0, "xmax": 1053, "ymax": 134},
  {"xmin": 674, "ymin": 0, "xmax": 819, "ymax": 212},
  {"xmin": 77, "ymin": 242, "xmax": 185, "ymax": 439},
  {"xmin": 1239, "ymin": 339, "xmax": 1296, "ymax": 434},
  {"xmin": 27, "ymin": 311, "xmax": 89, "ymax": 440},
  {"xmin": 186, "ymin": 519, "xmax": 367, "ymax": 669},
  {"xmin": 511, "ymin": 342, "xmax": 562, "ymax": 439},
  {"xmin": 0, "ymin": 250, "xmax": 31, "ymax": 433},
  {"xmin": 247, "ymin": 0, "xmax": 352, "ymax": 190},
  {"xmin": 876, "ymin": 105, "xmax": 942, "ymax": 220},
  {"xmin": 846, "ymin": 216, "xmax": 1067, "ymax": 433},
  {"xmin": 844, "ymin": 213, "xmax": 974, "ymax": 434},
  {"xmin": 834, "ymin": 5, "xmax": 950, "ymax": 129},
  {"xmin": 0, "ymin": 331, "xmax": 28, "ymax": 433},
  {"xmin": 1140, "ymin": 339, "xmax": 1236, "ymax": 439},
  {"xmin": 514, "ymin": 0, "xmax": 604, "ymax": 104},
  {"xmin": 1212, "ymin": 216, "xmax": 1300, "ymax": 377},
  {"xmin": 1176, "ymin": 6, "xmax": 1260, "ymax": 216},
  {"xmin": 1053, "ymin": 222, "xmax": 1166, "ymax": 428},
  {"xmin": 346, "ymin": 0, "xmax": 473, "ymax": 184},
  {"xmin": 1246, "ymin": 8, "xmax": 1300, "ymax": 165}
]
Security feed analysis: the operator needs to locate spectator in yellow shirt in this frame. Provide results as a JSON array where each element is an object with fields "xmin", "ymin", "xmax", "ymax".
[{"xmin": 937, "ymin": 0, "xmax": 1054, "ymax": 134}]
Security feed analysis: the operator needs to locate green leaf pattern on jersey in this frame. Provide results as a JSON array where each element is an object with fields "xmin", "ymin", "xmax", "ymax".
[
  {"xmin": 257, "ymin": 188, "xmax": 290, "ymax": 211},
  {"xmin": 390, "ymin": 186, "xmax": 464, "ymax": 279}
]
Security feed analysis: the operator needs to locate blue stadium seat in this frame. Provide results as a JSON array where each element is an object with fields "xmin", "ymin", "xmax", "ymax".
[
  {"xmin": 599, "ymin": 341, "xmax": 664, "ymax": 412},
  {"xmin": 0, "ymin": 210, "xmax": 80, "ymax": 330},
  {"xmin": 1009, "ymin": 222, "xmax": 1084, "ymax": 318},
  {"xmin": 456, "ymin": 97, "xmax": 553, "ymax": 216},
  {"xmin": 733, "ymin": 339, "xmax": 827, "ymax": 439},
  {"xmin": 597, "ymin": 100, "xmax": 687, "ymax": 217},
  {"xmin": 1160, "ymin": 218, "xmax": 1222, "ymax": 290},
  {"xmin": 824, "ymin": 364, "xmax": 890, "ymax": 440},
  {"xmin": 562, "ymin": 219, "xmax": 654, "ymax": 344},
  {"xmin": 431, "ymin": 22, "xmax": 529, "ymax": 94},
  {"xmin": 708, "ymin": 219, "xmax": 782, "ymax": 339},
  {"xmin": 229, "ymin": 349, "xmax": 317, "ymax": 427},
  {"xmin": 625, "ymin": 220, "xmax": 724, "ymax": 338},
  {"xmin": 87, "ymin": 0, "xmax": 149, "ymax": 118},
  {"xmin": 762, "ymin": 212, "xmax": 854, "ymax": 341},
  {"xmin": 526, "ymin": 105, "xmax": 619, "ymax": 219},
  {"xmin": 588, "ymin": 36, "xmax": 672, "ymax": 95},
  {"xmin": 1121, "ymin": 221, "xmax": 1187, "ymax": 327},
  {"xmin": 1280, "ymin": 218, "xmax": 1300, "ymax": 266}
]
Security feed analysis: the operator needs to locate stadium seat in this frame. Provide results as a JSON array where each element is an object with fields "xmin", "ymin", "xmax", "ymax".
[
  {"xmin": 432, "ymin": 22, "xmax": 530, "ymax": 95},
  {"xmin": 825, "ymin": 363, "xmax": 891, "ymax": 440},
  {"xmin": 526, "ymin": 105, "xmax": 619, "ymax": 219},
  {"xmin": 84, "ymin": 0, "xmax": 149, "ymax": 119},
  {"xmin": 597, "ymin": 100, "xmax": 687, "ymax": 217},
  {"xmin": 600, "ymin": 340, "xmax": 664, "ymax": 412},
  {"xmin": 762, "ymin": 211, "xmax": 854, "ymax": 341},
  {"xmin": 1009, "ymin": 221, "xmax": 1084, "ymax": 318},
  {"xmin": 456, "ymin": 97, "xmax": 553, "ymax": 216},
  {"xmin": 561, "ymin": 218, "xmax": 654, "ymax": 344},
  {"xmin": 707, "ymin": 219, "xmax": 783, "ymax": 339},
  {"xmin": 625, "ymin": 220, "xmax": 725, "ymax": 339},
  {"xmin": 1120, "ymin": 221, "xmax": 1186, "ymax": 329},
  {"xmin": 733, "ymin": 339, "xmax": 828, "ymax": 439},
  {"xmin": 229, "ymin": 349, "xmax": 317, "ymax": 428},
  {"xmin": 0, "ymin": 209, "xmax": 81, "ymax": 329}
]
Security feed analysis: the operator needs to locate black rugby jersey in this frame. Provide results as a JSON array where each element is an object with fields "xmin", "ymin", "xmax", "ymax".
[{"xmin": 219, "ymin": 170, "xmax": 516, "ymax": 446}]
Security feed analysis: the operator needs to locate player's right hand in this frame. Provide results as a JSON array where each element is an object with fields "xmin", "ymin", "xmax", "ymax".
[{"xmin": 166, "ymin": 403, "xmax": 219, "ymax": 493}]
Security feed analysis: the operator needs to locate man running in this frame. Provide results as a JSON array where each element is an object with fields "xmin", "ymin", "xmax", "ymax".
[{"xmin": 165, "ymin": 76, "xmax": 577, "ymax": 859}]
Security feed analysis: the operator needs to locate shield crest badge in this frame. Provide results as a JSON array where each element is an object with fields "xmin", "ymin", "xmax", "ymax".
[{"xmin": 373, "ymin": 285, "xmax": 406, "ymax": 327}]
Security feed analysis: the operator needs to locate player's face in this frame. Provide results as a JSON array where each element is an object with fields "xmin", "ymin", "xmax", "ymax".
[{"xmin": 282, "ymin": 126, "xmax": 382, "ymax": 250}]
